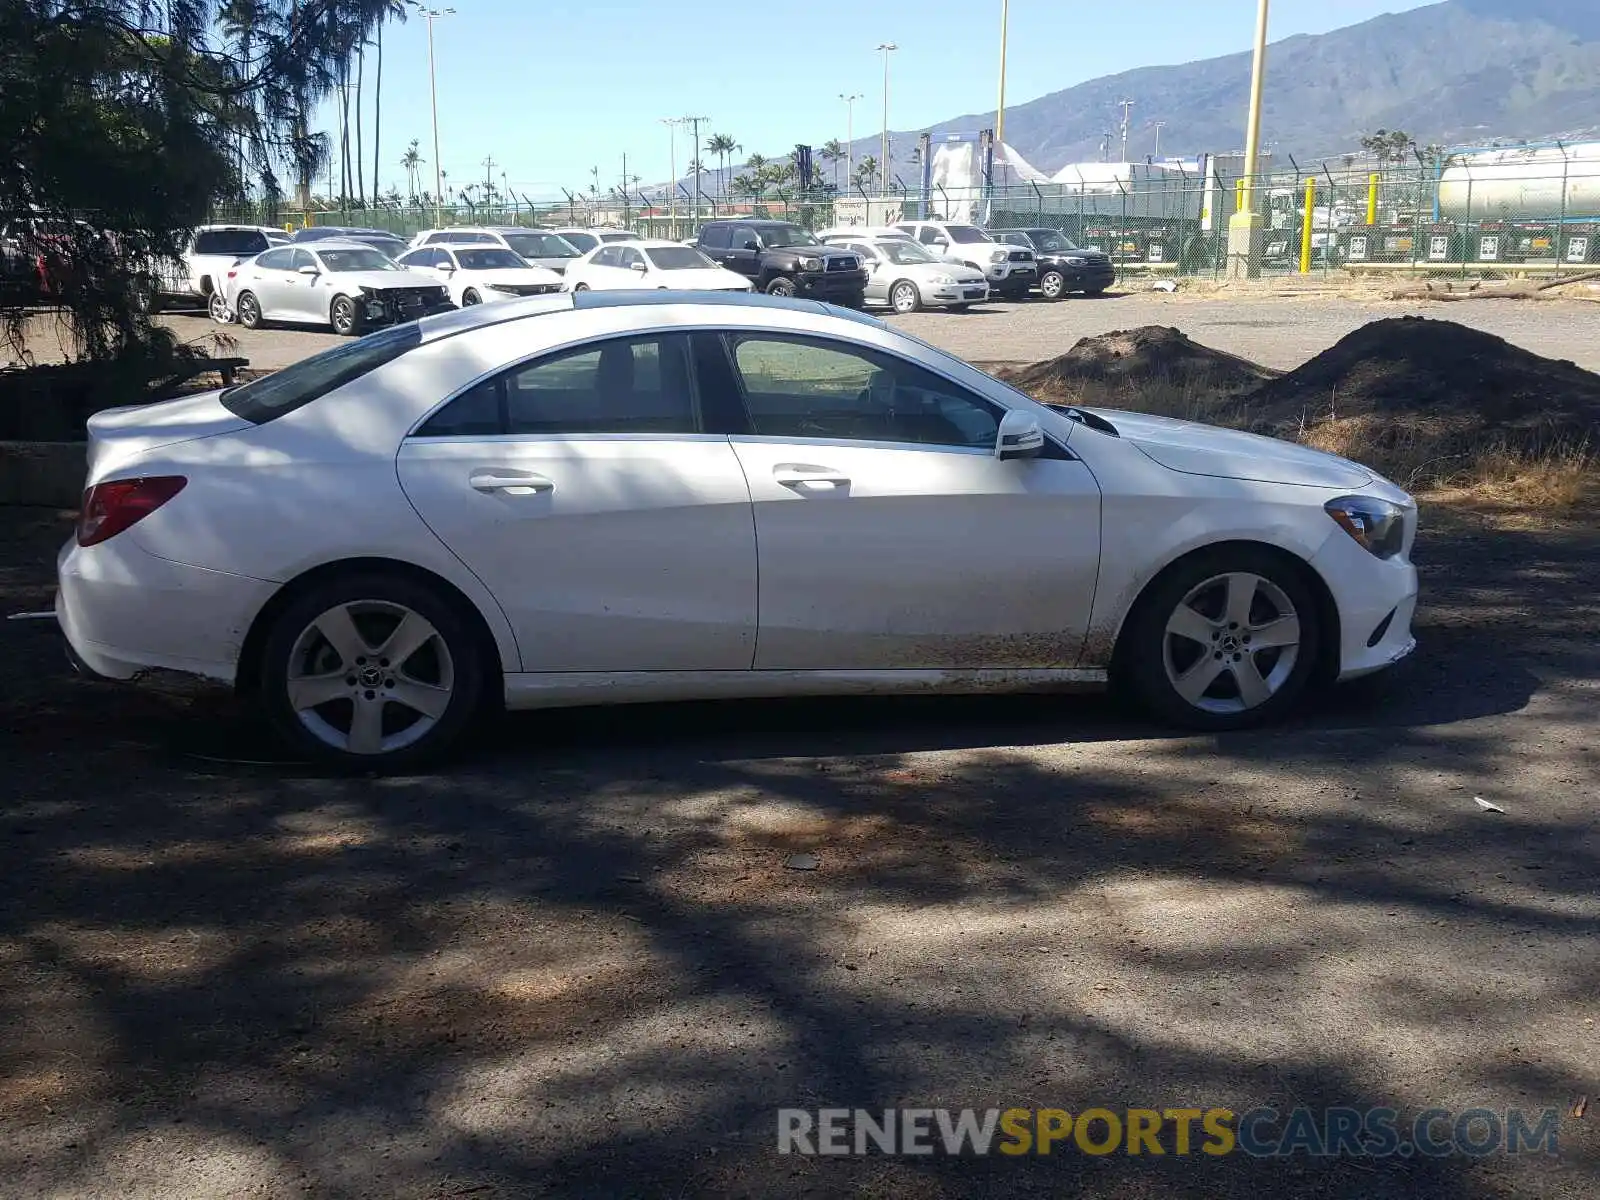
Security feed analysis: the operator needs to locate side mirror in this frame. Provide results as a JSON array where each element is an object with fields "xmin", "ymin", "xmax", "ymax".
[
  {"xmin": 742, "ymin": 239, "xmax": 760, "ymax": 251},
  {"xmin": 439, "ymin": 262, "xmax": 455, "ymax": 273},
  {"xmin": 631, "ymin": 260, "xmax": 648, "ymax": 272},
  {"xmin": 297, "ymin": 264, "xmax": 320, "ymax": 276},
  {"xmin": 996, "ymin": 409, "xmax": 1044, "ymax": 461}
]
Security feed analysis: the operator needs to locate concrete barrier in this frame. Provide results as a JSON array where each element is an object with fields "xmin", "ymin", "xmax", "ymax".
[{"xmin": 0, "ymin": 442, "xmax": 85, "ymax": 509}]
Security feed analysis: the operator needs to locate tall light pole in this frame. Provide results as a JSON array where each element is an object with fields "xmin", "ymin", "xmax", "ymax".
[
  {"xmin": 681, "ymin": 115, "xmax": 709, "ymax": 221},
  {"xmin": 1118, "ymin": 99, "xmax": 1135, "ymax": 163},
  {"xmin": 875, "ymin": 42, "xmax": 897, "ymax": 192},
  {"xmin": 996, "ymin": 0, "xmax": 1010, "ymax": 147},
  {"xmin": 1153, "ymin": 121, "xmax": 1167, "ymax": 159},
  {"xmin": 840, "ymin": 93, "xmax": 863, "ymax": 187},
  {"xmin": 1229, "ymin": 0, "xmax": 1272, "ymax": 278},
  {"xmin": 660, "ymin": 118, "xmax": 685, "ymax": 222},
  {"xmin": 415, "ymin": 4, "xmax": 455, "ymax": 228}
]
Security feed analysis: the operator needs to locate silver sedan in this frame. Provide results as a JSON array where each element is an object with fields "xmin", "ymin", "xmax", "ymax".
[{"xmin": 822, "ymin": 235, "xmax": 991, "ymax": 313}]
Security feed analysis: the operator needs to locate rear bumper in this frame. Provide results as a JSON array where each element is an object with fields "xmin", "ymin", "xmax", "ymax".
[{"xmin": 56, "ymin": 536, "xmax": 277, "ymax": 687}]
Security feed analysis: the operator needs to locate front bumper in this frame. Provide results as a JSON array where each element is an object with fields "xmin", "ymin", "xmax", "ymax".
[
  {"xmin": 1308, "ymin": 524, "xmax": 1420, "ymax": 681},
  {"xmin": 56, "ymin": 536, "xmax": 278, "ymax": 687},
  {"xmin": 925, "ymin": 280, "xmax": 990, "ymax": 305},
  {"xmin": 795, "ymin": 269, "xmax": 869, "ymax": 299},
  {"xmin": 360, "ymin": 292, "xmax": 457, "ymax": 325}
]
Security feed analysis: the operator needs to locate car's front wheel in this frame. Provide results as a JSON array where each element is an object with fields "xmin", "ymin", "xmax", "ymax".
[
  {"xmin": 461, "ymin": 288, "xmax": 482, "ymax": 306},
  {"xmin": 330, "ymin": 294, "xmax": 362, "ymax": 336},
  {"xmin": 1116, "ymin": 547, "xmax": 1322, "ymax": 731},
  {"xmin": 889, "ymin": 280, "xmax": 921, "ymax": 314},
  {"xmin": 1039, "ymin": 270, "xmax": 1067, "ymax": 300},
  {"xmin": 259, "ymin": 571, "xmax": 489, "ymax": 770},
  {"xmin": 765, "ymin": 276, "xmax": 796, "ymax": 298}
]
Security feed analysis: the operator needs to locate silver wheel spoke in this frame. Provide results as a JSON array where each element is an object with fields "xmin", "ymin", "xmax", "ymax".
[
  {"xmin": 1173, "ymin": 656, "xmax": 1227, "ymax": 704},
  {"xmin": 287, "ymin": 671, "xmax": 348, "ymax": 711},
  {"xmin": 389, "ymin": 678, "xmax": 450, "ymax": 720},
  {"xmin": 1224, "ymin": 573, "xmax": 1260, "ymax": 627},
  {"xmin": 347, "ymin": 699, "xmax": 386, "ymax": 755},
  {"xmin": 1232, "ymin": 657, "xmax": 1274, "ymax": 708},
  {"xmin": 1250, "ymin": 614, "xmax": 1301, "ymax": 649},
  {"xmin": 378, "ymin": 611, "xmax": 438, "ymax": 669},
  {"xmin": 1166, "ymin": 603, "xmax": 1217, "ymax": 646},
  {"xmin": 315, "ymin": 605, "xmax": 369, "ymax": 667}
]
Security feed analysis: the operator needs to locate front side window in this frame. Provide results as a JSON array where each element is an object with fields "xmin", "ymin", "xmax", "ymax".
[
  {"xmin": 945, "ymin": 226, "xmax": 990, "ymax": 244},
  {"xmin": 290, "ymin": 249, "xmax": 318, "ymax": 270},
  {"xmin": 759, "ymin": 225, "xmax": 821, "ymax": 248},
  {"xmin": 254, "ymin": 248, "xmax": 295, "ymax": 270},
  {"xmin": 591, "ymin": 246, "xmax": 622, "ymax": 268},
  {"xmin": 916, "ymin": 226, "xmax": 943, "ymax": 245},
  {"xmin": 1030, "ymin": 231, "xmax": 1079, "ymax": 252},
  {"xmin": 881, "ymin": 240, "xmax": 939, "ymax": 265},
  {"xmin": 415, "ymin": 335, "xmax": 699, "ymax": 438},
  {"xmin": 221, "ymin": 322, "xmax": 422, "ymax": 424},
  {"xmin": 618, "ymin": 246, "xmax": 645, "ymax": 270},
  {"xmin": 726, "ymin": 335, "xmax": 1002, "ymax": 450},
  {"xmin": 730, "ymin": 226, "xmax": 759, "ymax": 250}
]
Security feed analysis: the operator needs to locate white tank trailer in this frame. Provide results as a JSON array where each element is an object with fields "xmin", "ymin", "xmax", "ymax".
[{"xmin": 1437, "ymin": 143, "xmax": 1600, "ymax": 222}]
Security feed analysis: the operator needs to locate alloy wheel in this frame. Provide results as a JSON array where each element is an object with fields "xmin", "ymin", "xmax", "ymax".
[
  {"xmin": 284, "ymin": 600, "xmax": 455, "ymax": 756},
  {"xmin": 236, "ymin": 292, "xmax": 261, "ymax": 330},
  {"xmin": 1161, "ymin": 571, "xmax": 1302, "ymax": 715},
  {"xmin": 891, "ymin": 281, "xmax": 920, "ymax": 313},
  {"xmin": 1041, "ymin": 271, "xmax": 1065, "ymax": 299},
  {"xmin": 208, "ymin": 290, "xmax": 232, "ymax": 324}
]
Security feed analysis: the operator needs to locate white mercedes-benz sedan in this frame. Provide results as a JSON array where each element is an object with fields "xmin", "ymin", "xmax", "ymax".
[{"xmin": 57, "ymin": 291, "xmax": 1418, "ymax": 769}]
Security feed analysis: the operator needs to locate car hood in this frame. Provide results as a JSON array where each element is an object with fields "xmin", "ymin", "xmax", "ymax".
[
  {"xmin": 902, "ymin": 262, "xmax": 986, "ymax": 282},
  {"xmin": 329, "ymin": 269, "xmax": 442, "ymax": 290},
  {"xmin": 1091, "ymin": 408, "xmax": 1374, "ymax": 488},
  {"xmin": 470, "ymin": 267, "xmax": 564, "ymax": 285}
]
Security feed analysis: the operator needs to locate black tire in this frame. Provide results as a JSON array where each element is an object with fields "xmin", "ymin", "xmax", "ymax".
[
  {"xmin": 889, "ymin": 279, "xmax": 921, "ymax": 314},
  {"xmin": 1039, "ymin": 270, "xmax": 1067, "ymax": 301},
  {"xmin": 330, "ymin": 294, "xmax": 361, "ymax": 336},
  {"xmin": 572, "ymin": 282, "xmax": 590, "ymax": 292},
  {"xmin": 1114, "ymin": 546, "xmax": 1323, "ymax": 732},
  {"xmin": 258, "ymin": 570, "xmax": 489, "ymax": 771},
  {"xmin": 765, "ymin": 276, "xmax": 797, "ymax": 298},
  {"xmin": 235, "ymin": 290, "xmax": 263, "ymax": 330},
  {"xmin": 461, "ymin": 288, "xmax": 482, "ymax": 306}
]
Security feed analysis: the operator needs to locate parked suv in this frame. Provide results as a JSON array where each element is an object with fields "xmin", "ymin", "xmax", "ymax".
[
  {"xmin": 893, "ymin": 220, "xmax": 1037, "ymax": 300},
  {"xmin": 992, "ymin": 228, "xmax": 1116, "ymax": 298},
  {"xmin": 696, "ymin": 220, "xmax": 869, "ymax": 306},
  {"xmin": 410, "ymin": 226, "xmax": 584, "ymax": 274}
]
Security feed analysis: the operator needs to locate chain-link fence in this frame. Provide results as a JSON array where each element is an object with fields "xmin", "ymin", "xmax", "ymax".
[{"xmin": 209, "ymin": 156, "xmax": 1600, "ymax": 282}]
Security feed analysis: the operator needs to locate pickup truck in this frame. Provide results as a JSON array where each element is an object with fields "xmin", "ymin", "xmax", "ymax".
[
  {"xmin": 144, "ymin": 224, "xmax": 289, "ymax": 314},
  {"xmin": 694, "ymin": 220, "xmax": 869, "ymax": 307}
]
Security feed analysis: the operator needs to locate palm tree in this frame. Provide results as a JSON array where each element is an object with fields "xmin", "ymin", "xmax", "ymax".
[
  {"xmin": 853, "ymin": 155, "xmax": 878, "ymax": 192},
  {"xmin": 401, "ymin": 139, "xmax": 423, "ymax": 202},
  {"xmin": 368, "ymin": 1, "xmax": 407, "ymax": 216},
  {"xmin": 219, "ymin": 0, "xmax": 264, "ymax": 190},
  {"xmin": 820, "ymin": 139, "xmax": 844, "ymax": 191},
  {"xmin": 705, "ymin": 133, "xmax": 737, "ymax": 200}
]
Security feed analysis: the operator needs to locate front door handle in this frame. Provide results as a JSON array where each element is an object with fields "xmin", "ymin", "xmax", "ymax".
[
  {"xmin": 773, "ymin": 464, "xmax": 851, "ymax": 493},
  {"xmin": 469, "ymin": 470, "xmax": 554, "ymax": 494}
]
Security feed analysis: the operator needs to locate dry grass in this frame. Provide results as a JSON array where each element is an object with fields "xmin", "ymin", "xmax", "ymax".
[{"xmin": 1033, "ymin": 373, "xmax": 1598, "ymax": 513}]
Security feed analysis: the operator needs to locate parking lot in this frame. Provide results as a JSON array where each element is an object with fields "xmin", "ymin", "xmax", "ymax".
[
  {"xmin": 140, "ymin": 288, "xmax": 1600, "ymax": 376},
  {"xmin": 4, "ymin": 287, "xmax": 1599, "ymax": 1197}
]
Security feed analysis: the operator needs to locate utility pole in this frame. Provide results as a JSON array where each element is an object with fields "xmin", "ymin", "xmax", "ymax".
[
  {"xmin": 660, "ymin": 118, "xmax": 684, "ymax": 223},
  {"xmin": 1153, "ymin": 121, "xmax": 1167, "ymax": 159},
  {"xmin": 875, "ymin": 43, "xmax": 898, "ymax": 192},
  {"xmin": 840, "ymin": 93, "xmax": 863, "ymax": 187},
  {"xmin": 681, "ymin": 115, "xmax": 709, "ymax": 221},
  {"xmin": 481, "ymin": 154, "xmax": 497, "ymax": 199},
  {"xmin": 996, "ymin": 0, "xmax": 1010, "ymax": 147},
  {"xmin": 1229, "ymin": 0, "xmax": 1272, "ymax": 278},
  {"xmin": 414, "ymin": 5, "xmax": 456, "ymax": 228},
  {"xmin": 1119, "ymin": 99, "xmax": 1135, "ymax": 163}
]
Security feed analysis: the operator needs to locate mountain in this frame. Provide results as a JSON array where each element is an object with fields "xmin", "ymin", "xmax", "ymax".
[{"xmin": 824, "ymin": 0, "xmax": 1600, "ymax": 183}]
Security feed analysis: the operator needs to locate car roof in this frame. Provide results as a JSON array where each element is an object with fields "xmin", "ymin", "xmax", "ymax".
[
  {"xmin": 633, "ymin": 238, "xmax": 709, "ymax": 250},
  {"xmin": 303, "ymin": 239, "xmax": 389, "ymax": 252}
]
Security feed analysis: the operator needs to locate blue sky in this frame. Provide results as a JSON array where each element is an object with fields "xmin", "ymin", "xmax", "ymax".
[{"xmin": 320, "ymin": 0, "xmax": 1436, "ymax": 200}]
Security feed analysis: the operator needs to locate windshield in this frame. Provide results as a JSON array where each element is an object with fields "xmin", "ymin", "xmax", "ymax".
[
  {"xmin": 880, "ymin": 240, "xmax": 939, "ymax": 265},
  {"xmin": 456, "ymin": 248, "xmax": 527, "ymax": 270},
  {"xmin": 1027, "ymin": 231, "xmax": 1080, "ymax": 252},
  {"xmin": 945, "ymin": 226, "xmax": 990, "ymax": 244},
  {"xmin": 760, "ymin": 225, "xmax": 821, "ymax": 248},
  {"xmin": 505, "ymin": 233, "xmax": 579, "ymax": 258},
  {"xmin": 646, "ymin": 246, "xmax": 714, "ymax": 270},
  {"xmin": 316, "ymin": 248, "xmax": 397, "ymax": 272}
]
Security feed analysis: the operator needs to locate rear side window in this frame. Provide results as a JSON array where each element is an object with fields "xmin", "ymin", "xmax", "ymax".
[
  {"xmin": 414, "ymin": 335, "xmax": 698, "ymax": 437},
  {"xmin": 194, "ymin": 230, "xmax": 269, "ymax": 256},
  {"xmin": 698, "ymin": 224, "xmax": 730, "ymax": 249},
  {"xmin": 220, "ymin": 323, "xmax": 421, "ymax": 424}
]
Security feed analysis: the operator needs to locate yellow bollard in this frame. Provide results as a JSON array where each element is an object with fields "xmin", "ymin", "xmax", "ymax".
[
  {"xmin": 1300, "ymin": 177, "xmax": 1316, "ymax": 274},
  {"xmin": 1367, "ymin": 173, "xmax": 1380, "ymax": 226}
]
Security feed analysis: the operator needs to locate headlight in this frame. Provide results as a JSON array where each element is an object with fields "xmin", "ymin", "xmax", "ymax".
[
  {"xmin": 357, "ymin": 285, "xmax": 374, "ymax": 296},
  {"xmin": 929, "ymin": 273, "xmax": 956, "ymax": 284},
  {"xmin": 989, "ymin": 249, "xmax": 1008, "ymax": 263},
  {"xmin": 1064, "ymin": 256, "xmax": 1087, "ymax": 266},
  {"xmin": 1325, "ymin": 495, "xmax": 1407, "ymax": 559},
  {"xmin": 800, "ymin": 257, "xmax": 822, "ymax": 271}
]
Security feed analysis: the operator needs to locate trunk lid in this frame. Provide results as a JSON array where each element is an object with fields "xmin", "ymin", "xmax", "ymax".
[{"xmin": 85, "ymin": 388, "xmax": 252, "ymax": 482}]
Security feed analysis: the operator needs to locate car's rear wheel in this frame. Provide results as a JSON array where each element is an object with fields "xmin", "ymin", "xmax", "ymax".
[
  {"xmin": 330, "ymin": 294, "xmax": 361, "ymax": 336},
  {"xmin": 572, "ymin": 282, "xmax": 590, "ymax": 291},
  {"xmin": 259, "ymin": 572, "xmax": 487, "ymax": 770},
  {"xmin": 461, "ymin": 288, "xmax": 482, "ymax": 306},
  {"xmin": 1116, "ymin": 547, "xmax": 1322, "ymax": 731},
  {"xmin": 235, "ymin": 290, "xmax": 262, "ymax": 330},
  {"xmin": 1039, "ymin": 270, "xmax": 1067, "ymax": 300},
  {"xmin": 890, "ymin": 280, "xmax": 921, "ymax": 314},
  {"xmin": 208, "ymin": 289, "xmax": 232, "ymax": 324},
  {"xmin": 765, "ymin": 276, "xmax": 796, "ymax": 298}
]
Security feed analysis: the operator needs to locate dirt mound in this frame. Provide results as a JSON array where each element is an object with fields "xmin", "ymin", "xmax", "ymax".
[
  {"xmin": 1000, "ymin": 326, "xmax": 1277, "ymax": 404},
  {"xmin": 1248, "ymin": 317, "xmax": 1600, "ymax": 444}
]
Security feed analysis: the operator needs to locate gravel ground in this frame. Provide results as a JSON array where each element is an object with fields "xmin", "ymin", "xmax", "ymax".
[
  {"xmin": 1, "ymin": 502, "xmax": 1597, "ymax": 1199},
  {"xmin": 118, "ymin": 291, "xmax": 1600, "ymax": 375}
]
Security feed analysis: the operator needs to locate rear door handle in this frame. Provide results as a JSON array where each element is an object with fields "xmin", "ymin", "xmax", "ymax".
[
  {"xmin": 773, "ymin": 464, "xmax": 851, "ymax": 493},
  {"xmin": 469, "ymin": 470, "xmax": 554, "ymax": 494}
]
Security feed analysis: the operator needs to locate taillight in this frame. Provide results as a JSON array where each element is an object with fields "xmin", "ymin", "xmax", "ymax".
[{"xmin": 76, "ymin": 476, "xmax": 187, "ymax": 547}]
